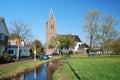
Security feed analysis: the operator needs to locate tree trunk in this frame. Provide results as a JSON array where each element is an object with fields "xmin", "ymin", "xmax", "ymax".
[{"xmin": 90, "ymin": 36, "xmax": 93, "ymax": 50}]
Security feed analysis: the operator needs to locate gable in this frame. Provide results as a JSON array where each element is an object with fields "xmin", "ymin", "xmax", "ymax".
[{"xmin": 0, "ymin": 17, "xmax": 9, "ymax": 36}]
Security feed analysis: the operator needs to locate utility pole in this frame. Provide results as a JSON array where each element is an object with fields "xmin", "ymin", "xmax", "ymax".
[
  {"xmin": 17, "ymin": 37, "xmax": 20, "ymax": 60},
  {"xmin": 34, "ymin": 42, "xmax": 36, "ymax": 61},
  {"xmin": 17, "ymin": 43, "xmax": 20, "ymax": 60}
]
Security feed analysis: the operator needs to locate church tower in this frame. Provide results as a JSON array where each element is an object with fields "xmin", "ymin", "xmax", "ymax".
[{"xmin": 46, "ymin": 9, "xmax": 57, "ymax": 54}]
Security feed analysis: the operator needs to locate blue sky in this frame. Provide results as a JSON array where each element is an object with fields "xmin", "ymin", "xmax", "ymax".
[{"xmin": 0, "ymin": 0, "xmax": 120, "ymax": 44}]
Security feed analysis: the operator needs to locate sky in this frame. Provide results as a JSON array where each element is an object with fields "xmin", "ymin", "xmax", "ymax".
[{"xmin": 0, "ymin": 0, "xmax": 120, "ymax": 45}]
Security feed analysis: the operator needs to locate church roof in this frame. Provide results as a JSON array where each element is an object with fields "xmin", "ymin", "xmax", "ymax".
[{"xmin": 49, "ymin": 9, "xmax": 56, "ymax": 20}]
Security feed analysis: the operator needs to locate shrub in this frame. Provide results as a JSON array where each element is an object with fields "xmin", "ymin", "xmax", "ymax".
[
  {"xmin": 90, "ymin": 49, "xmax": 95, "ymax": 52},
  {"xmin": 1, "ymin": 52, "xmax": 11, "ymax": 62}
]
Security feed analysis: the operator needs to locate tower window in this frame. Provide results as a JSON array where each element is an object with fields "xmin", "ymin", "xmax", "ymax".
[
  {"xmin": 50, "ymin": 24, "xmax": 54, "ymax": 29},
  {"xmin": 52, "ymin": 25, "xmax": 54, "ymax": 29}
]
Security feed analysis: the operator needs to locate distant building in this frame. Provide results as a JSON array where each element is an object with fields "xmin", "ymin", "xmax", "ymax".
[
  {"xmin": 59, "ymin": 34, "xmax": 89, "ymax": 54},
  {"xmin": 77, "ymin": 43, "xmax": 89, "ymax": 54},
  {"xmin": 46, "ymin": 9, "xmax": 57, "ymax": 54},
  {"xmin": 8, "ymin": 38, "xmax": 30, "ymax": 57},
  {"xmin": 69, "ymin": 35, "xmax": 89, "ymax": 54},
  {"xmin": 0, "ymin": 17, "xmax": 9, "ymax": 57},
  {"xmin": 73, "ymin": 35, "xmax": 82, "ymax": 52}
]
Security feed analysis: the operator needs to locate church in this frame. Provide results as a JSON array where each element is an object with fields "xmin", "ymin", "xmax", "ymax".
[
  {"xmin": 46, "ymin": 9, "xmax": 89, "ymax": 55},
  {"xmin": 46, "ymin": 9, "xmax": 57, "ymax": 54}
]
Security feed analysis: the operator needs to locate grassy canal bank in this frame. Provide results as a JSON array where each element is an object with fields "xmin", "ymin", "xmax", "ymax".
[
  {"xmin": 53, "ymin": 55, "xmax": 120, "ymax": 80},
  {"xmin": 0, "ymin": 56, "xmax": 60, "ymax": 79}
]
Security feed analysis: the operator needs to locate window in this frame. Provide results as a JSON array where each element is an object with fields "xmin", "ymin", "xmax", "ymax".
[
  {"xmin": 52, "ymin": 25, "xmax": 54, "ymax": 29},
  {"xmin": 8, "ymin": 42, "xmax": 11, "ymax": 45},
  {"xmin": 8, "ymin": 50, "xmax": 14, "ymax": 54},
  {"xmin": 50, "ymin": 24, "xmax": 52, "ymax": 29},
  {"xmin": 0, "ymin": 46, "xmax": 4, "ymax": 57},
  {"xmin": 15, "ymin": 42, "xmax": 17, "ymax": 45},
  {"xmin": 50, "ymin": 24, "xmax": 54, "ymax": 29},
  {"xmin": 0, "ymin": 33, "xmax": 5, "ymax": 41}
]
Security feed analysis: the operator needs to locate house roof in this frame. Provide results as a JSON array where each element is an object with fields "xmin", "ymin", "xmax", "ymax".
[
  {"xmin": 9, "ymin": 38, "xmax": 24, "ymax": 42},
  {"xmin": 79, "ymin": 43, "xmax": 89, "ymax": 48},
  {"xmin": 8, "ymin": 38, "xmax": 24, "ymax": 47},
  {"xmin": 71, "ymin": 35, "xmax": 81, "ymax": 42},
  {"xmin": 0, "ymin": 17, "xmax": 9, "ymax": 36}
]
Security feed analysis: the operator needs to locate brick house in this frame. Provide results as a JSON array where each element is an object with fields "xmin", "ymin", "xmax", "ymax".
[{"xmin": 0, "ymin": 17, "xmax": 9, "ymax": 57}]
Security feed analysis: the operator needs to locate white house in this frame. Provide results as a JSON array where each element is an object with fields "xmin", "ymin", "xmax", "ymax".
[
  {"xmin": 74, "ymin": 42, "xmax": 82, "ymax": 52},
  {"xmin": 8, "ymin": 38, "xmax": 30, "ymax": 58},
  {"xmin": 72, "ymin": 35, "xmax": 89, "ymax": 54}
]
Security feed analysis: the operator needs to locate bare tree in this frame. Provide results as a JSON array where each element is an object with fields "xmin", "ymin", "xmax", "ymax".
[
  {"xmin": 10, "ymin": 20, "xmax": 33, "ymax": 60},
  {"xmin": 99, "ymin": 14, "xmax": 119, "ymax": 53},
  {"xmin": 84, "ymin": 10, "xmax": 100, "ymax": 50},
  {"xmin": 10, "ymin": 21, "xmax": 33, "ymax": 40}
]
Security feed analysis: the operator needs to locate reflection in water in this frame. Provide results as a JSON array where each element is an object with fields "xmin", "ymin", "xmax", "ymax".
[
  {"xmin": 12, "ymin": 60, "xmax": 59, "ymax": 80},
  {"xmin": 34, "ymin": 68, "xmax": 36, "ymax": 79},
  {"xmin": 47, "ymin": 61, "xmax": 58, "ymax": 80}
]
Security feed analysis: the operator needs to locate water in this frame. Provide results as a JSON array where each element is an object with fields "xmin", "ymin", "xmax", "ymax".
[
  {"xmin": 11, "ymin": 60, "xmax": 58, "ymax": 80},
  {"xmin": 24, "ymin": 63, "xmax": 48, "ymax": 80}
]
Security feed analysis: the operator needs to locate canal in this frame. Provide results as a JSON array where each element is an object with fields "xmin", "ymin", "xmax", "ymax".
[{"xmin": 11, "ymin": 59, "xmax": 62, "ymax": 80}]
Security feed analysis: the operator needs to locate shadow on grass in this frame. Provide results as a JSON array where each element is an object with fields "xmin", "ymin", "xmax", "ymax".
[{"xmin": 67, "ymin": 62, "xmax": 81, "ymax": 80}]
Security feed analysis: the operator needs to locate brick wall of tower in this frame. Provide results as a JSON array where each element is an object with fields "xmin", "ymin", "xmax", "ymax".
[{"xmin": 46, "ymin": 20, "xmax": 56, "ymax": 54}]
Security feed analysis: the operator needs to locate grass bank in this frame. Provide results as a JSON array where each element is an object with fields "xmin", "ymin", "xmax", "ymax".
[
  {"xmin": 0, "ymin": 56, "xmax": 60, "ymax": 79},
  {"xmin": 53, "ymin": 55, "xmax": 120, "ymax": 80}
]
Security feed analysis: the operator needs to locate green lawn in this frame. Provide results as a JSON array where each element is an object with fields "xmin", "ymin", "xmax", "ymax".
[{"xmin": 53, "ymin": 55, "xmax": 120, "ymax": 80}]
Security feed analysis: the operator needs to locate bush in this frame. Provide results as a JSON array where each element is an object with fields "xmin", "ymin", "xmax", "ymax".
[
  {"xmin": 90, "ymin": 49, "xmax": 95, "ymax": 53},
  {"xmin": 1, "ymin": 52, "xmax": 11, "ymax": 62},
  {"xmin": 75, "ymin": 51, "xmax": 79, "ymax": 54}
]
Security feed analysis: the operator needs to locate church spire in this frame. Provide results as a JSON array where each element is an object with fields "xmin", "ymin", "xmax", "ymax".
[{"xmin": 49, "ymin": 9, "xmax": 55, "ymax": 20}]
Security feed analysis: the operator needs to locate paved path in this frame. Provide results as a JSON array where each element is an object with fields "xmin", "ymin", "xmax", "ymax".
[{"xmin": 0, "ymin": 59, "xmax": 33, "ymax": 70}]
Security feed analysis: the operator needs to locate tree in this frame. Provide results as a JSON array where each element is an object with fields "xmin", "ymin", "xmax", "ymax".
[
  {"xmin": 48, "ymin": 36, "xmax": 57, "ymax": 49},
  {"xmin": 9, "ymin": 33, "xmax": 19, "ymax": 39},
  {"xmin": 99, "ymin": 15, "xmax": 119, "ymax": 53},
  {"xmin": 10, "ymin": 21, "xmax": 33, "ymax": 40},
  {"xmin": 57, "ymin": 35, "xmax": 70, "ymax": 49},
  {"xmin": 84, "ymin": 10, "xmax": 100, "ymax": 50},
  {"xmin": 112, "ymin": 38, "xmax": 120, "ymax": 54},
  {"xmin": 30, "ymin": 39, "xmax": 42, "ymax": 57},
  {"xmin": 66, "ymin": 34, "xmax": 76, "ymax": 48},
  {"xmin": 10, "ymin": 20, "xmax": 33, "ymax": 60},
  {"xmin": 48, "ymin": 35, "xmax": 76, "ymax": 50}
]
